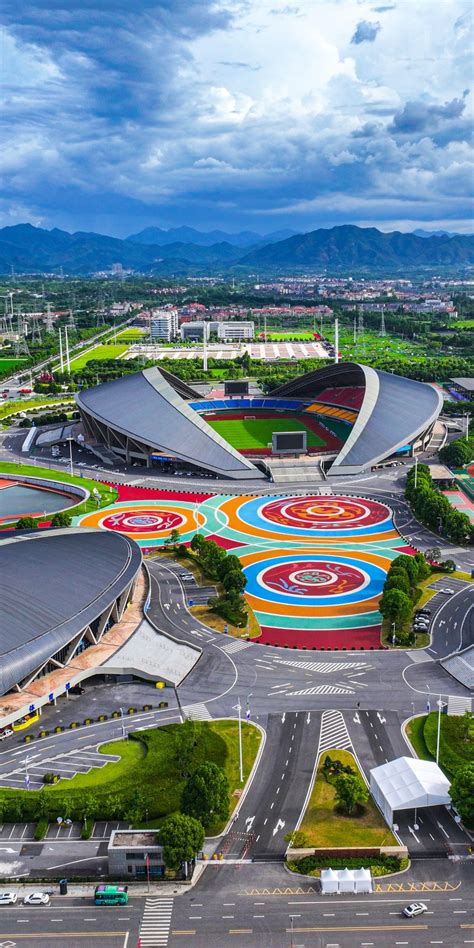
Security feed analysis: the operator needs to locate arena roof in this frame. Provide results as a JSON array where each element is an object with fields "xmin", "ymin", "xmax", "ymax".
[
  {"xmin": 0, "ymin": 528, "xmax": 142, "ymax": 695},
  {"xmin": 77, "ymin": 366, "xmax": 264, "ymax": 480},
  {"xmin": 272, "ymin": 363, "xmax": 442, "ymax": 474}
]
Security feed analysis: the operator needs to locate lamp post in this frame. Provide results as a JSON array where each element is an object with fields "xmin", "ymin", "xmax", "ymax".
[
  {"xmin": 120, "ymin": 706, "xmax": 126, "ymax": 739},
  {"xmin": 414, "ymin": 455, "xmax": 418, "ymax": 489},
  {"xmin": 24, "ymin": 755, "xmax": 30, "ymax": 790},
  {"xmin": 289, "ymin": 914, "xmax": 295, "ymax": 948},
  {"xmin": 67, "ymin": 436, "xmax": 74, "ymax": 477},
  {"xmin": 235, "ymin": 697, "xmax": 243, "ymax": 783},
  {"xmin": 436, "ymin": 696, "xmax": 444, "ymax": 765}
]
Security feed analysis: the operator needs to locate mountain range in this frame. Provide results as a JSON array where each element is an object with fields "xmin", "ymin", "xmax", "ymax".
[
  {"xmin": 0, "ymin": 222, "xmax": 472, "ymax": 275},
  {"xmin": 127, "ymin": 226, "xmax": 297, "ymax": 247}
]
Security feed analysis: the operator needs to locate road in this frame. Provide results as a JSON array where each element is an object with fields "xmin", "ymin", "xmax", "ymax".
[{"xmin": 0, "ymin": 897, "xmax": 141, "ymax": 946}]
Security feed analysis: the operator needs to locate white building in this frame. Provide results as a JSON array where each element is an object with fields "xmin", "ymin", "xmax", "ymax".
[
  {"xmin": 150, "ymin": 309, "xmax": 179, "ymax": 341},
  {"xmin": 217, "ymin": 322, "xmax": 254, "ymax": 341}
]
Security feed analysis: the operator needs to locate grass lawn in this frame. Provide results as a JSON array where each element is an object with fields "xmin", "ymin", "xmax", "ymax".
[
  {"xmin": 0, "ymin": 722, "xmax": 261, "ymax": 834},
  {"xmin": 115, "ymin": 328, "xmax": 146, "ymax": 341},
  {"xmin": 0, "ymin": 461, "xmax": 117, "ymax": 518},
  {"xmin": 299, "ymin": 748, "xmax": 397, "ymax": 848},
  {"xmin": 406, "ymin": 713, "xmax": 474, "ymax": 779},
  {"xmin": 452, "ymin": 319, "xmax": 474, "ymax": 329},
  {"xmin": 0, "ymin": 396, "xmax": 74, "ymax": 423},
  {"xmin": 264, "ymin": 332, "xmax": 316, "ymax": 341},
  {"xmin": 0, "ymin": 358, "xmax": 26, "ymax": 373},
  {"xmin": 68, "ymin": 344, "xmax": 128, "ymax": 369},
  {"xmin": 207, "ymin": 416, "xmax": 325, "ymax": 450}
]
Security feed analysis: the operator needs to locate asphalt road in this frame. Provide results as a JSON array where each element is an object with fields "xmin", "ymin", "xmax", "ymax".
[
  {"xmin": 0, "ymin": 896, "xmax": 141, "ymax": 946},
  {"xmin": 168, "ymin": 861, "xmax": 474, "ymax": 947}
]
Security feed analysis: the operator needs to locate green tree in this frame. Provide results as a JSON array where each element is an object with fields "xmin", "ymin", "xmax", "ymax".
[
  {"xmin": 174, "ymin": 719, "xmax": 201, "ymax": 775},
  {"xmin": 425, "ymin": 547, "xmax": 441, "ymax": 563},
  {"xmin": 385, "ymin": 573, "xmax": 411, "ymax": 596},
  {"xmin": 181, "ymin": 762, "xmax": 230, "ymax": 829},
  {"xmin": 164, "ymin": 527, "xmax": 181, "ymax": 548},
  {"xmin": 379, "ymin": 588, "xmax": 412, "ymax": 624},
  {"xmin": 15, "ymin": 516, "xmax": 37, "ymax": 530},
  {"xmin": 51, "ymin": 511, "xmax": 72, "ymax": 528},
  {"xmin": 449, "ymin": 763, "xmax": 474, "ymax": 826},
  {"xmin": 160, "ymin": 813, "xmax": 205, "ymax": 871},
  {"xmin": 334, "ymin": 773, "xmax": 369, "ymax": 815},
  {"xmin": 222, "ymin": 568, "xmax": 247, "ymax": 594}
]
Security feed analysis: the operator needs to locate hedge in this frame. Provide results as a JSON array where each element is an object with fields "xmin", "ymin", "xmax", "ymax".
[{"xmin": 289, "ymin": 854, "xmax": 405, "ymax": 875}]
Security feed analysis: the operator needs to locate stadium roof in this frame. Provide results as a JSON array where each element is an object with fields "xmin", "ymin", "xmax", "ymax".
[
  {"xmin": 0, "ymin": 528, "xmax": 142, "ymax": 695},
  {"xmin": 77, "ymin": 366, "xmax": 264, "ymax": 479},
  {"xmin": 272, "ymin": 363, "xmax": 442, "ymax": 474},
  {"xmin": 449, "ymin": 377, "xmax": 474, "ymax": 391}
]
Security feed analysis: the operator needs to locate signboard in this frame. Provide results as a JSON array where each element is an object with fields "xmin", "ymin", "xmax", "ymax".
[
  {"xmin": 272, "ymin": 430, "xmax": 307, "ymax": 454},
  {"xmin": 224, "ymin": 380, "xmax": 249, "ymax": 396}
]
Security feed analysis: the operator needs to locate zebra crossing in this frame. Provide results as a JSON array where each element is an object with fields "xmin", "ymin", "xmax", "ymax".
[
  {"xmin": 219, "ymin": 638, "xmax": 253, "ymax": 654},
  {"xmin": 447, "ymin": 695, "xmax": 472, "ymax": 716},
  {"xmin": 139, "ymin": 897, "xmax": 174, "ymax": 946},
  {"xmin": 317, "ymin": 709, "xmax": 353, "ymax": 756},
  {"xmin": 272, "ymin": 658, "xmax": 370, "ymax": 674},
  {"xmin": 288, "ymin": 683, "xmax": 357, "ymax": 696},
  {"xmin": 182, "ymin": 702, "xmax": 213, "ymax": 721}
]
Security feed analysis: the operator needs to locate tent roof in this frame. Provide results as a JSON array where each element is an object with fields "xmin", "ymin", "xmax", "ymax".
[{"xmin": 370, "ymin": 756, "xmax": 450, "ymax": 812}]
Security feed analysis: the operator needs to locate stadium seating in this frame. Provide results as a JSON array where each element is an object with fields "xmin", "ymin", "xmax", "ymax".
[{"xmin": 316, "ymin": 386, "xmax": 364, "ymax": 410}]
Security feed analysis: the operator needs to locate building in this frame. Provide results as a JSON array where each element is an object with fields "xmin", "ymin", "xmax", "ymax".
[
  {"xmin": 150, "ymin": 309, "xmax": 178, "ymax": 341},
  {"xmin": 217, "ymin": 321, "xmax": 254, "ymax": 341},
  {"xmin": 0, "ymin": 528, "xmax": 142, "ymax": 721},
  {"xmin": 76, "ymin": 362, "xmax": 442, "ymax": 479},
  {"xmin": 108, "ymin": 830, "xmax": 166, "ymax": 880},
  {"xmin": 448, "ymin": 378, "xmax": 474, "ymax": 401},
  {"xmin": 180, "ymin": 321, "xmax": 219, "ymax": 341}
]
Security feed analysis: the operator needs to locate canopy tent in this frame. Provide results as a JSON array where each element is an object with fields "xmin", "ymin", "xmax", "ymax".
[
  {"xmin": 320, "ymin": 867, "xmax": 373, "ymax": 895},
  {"xmin": 370, "ymin": 756, "xmax": 451, "ymax": 825}
]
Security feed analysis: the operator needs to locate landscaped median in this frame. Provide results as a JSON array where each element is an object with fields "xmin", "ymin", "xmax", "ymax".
[
  {"xmin": 0, "ymin": 720, "xmax": 262, "ymax": 839},
  {"xmin": 286, "ymin": 748, "xmax": 407, "ymax": 878}
]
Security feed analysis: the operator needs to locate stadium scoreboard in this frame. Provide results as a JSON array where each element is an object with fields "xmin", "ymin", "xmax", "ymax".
[
  {"xmin": 224, "ymin": 380, "xmax": 249, "ymax": 396},
  {"xmin": 272, "ymin": 431, "xmax": 307, "ymax": 454}
]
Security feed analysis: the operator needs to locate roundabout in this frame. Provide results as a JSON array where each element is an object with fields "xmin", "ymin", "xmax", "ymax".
[{"xmin": 76, "ymin": 490, "xmax": 411, "ymax": 649}]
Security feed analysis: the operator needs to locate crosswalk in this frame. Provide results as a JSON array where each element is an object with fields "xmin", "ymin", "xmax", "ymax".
[
  {"xmin": 139, "ymin": 897, "xmax": 174, "ymax": 946},
  {"xmin": 288, "ymin": 684, "xmax": 356, "ymax": 696},
  {"xmin": 220, "ymin": 638, "xmax": 253, "ymax": 654},
  {"xmin": 182, "ymin": 702, "xmax": 213, "ymax": 720},
  {"xmin": 447, "ymin": 695, "xmax": 472, "ymax": 716},
  {"xmin": 317, "ymin": 709, "xmax": 353, "ymax": 756},
  {"xmin": 272, "ymin": 658, "xmax": 369, "ymax": 674}
]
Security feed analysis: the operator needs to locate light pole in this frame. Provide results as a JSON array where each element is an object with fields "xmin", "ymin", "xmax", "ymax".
[
  {"xmin": 24, "ymin": 755, "xmax": 30, "ymax": 790},
  {"xmin": 411, "ymin": 701, "xmax": 415, "ymax": 717},
  {"xmin": 426, "ymin": 684, "xmax": 431, "ymax": 714},
  {"xmin": 289, "ymin": 914, "xmax": 295, "ymax": 948},
  {"xmin": 120, "ymin": 706, "xmax": 126, "ymax": 740},
  {"xmin": 237, "ymin": 697, "xmax": 243, "ymax": 783},
  {"xmin": 436, "ymin": 696, "xmax": 444, "ymax": 765},
  {"xmin": 67, "ymin": 436, "xmax": 74, "ymax": 477},
  {"xmin": 414, "ymin": 455, "xmax": 418, "ymax": 489},
  {"xmin": 246, "ymin": 693, "xmax": 252, "ymax": 721}
]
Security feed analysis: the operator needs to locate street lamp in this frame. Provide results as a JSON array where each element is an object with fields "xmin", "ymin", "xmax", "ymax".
[
  {"xmin": 119, "ymin": 706, "xmax": 126, "ymax": 739},
  {"xmin": 289, "ymin": 914, "xmax": 295, "ymax": 948},
  {"xmin": 66, "ymin": 436, "xmax": 74, "ymax": 477},
  {"xmin": 436, "ymin": 696, "xmax": 444, "ymax": 765},
  {"xmin": 24, "ymin": 755, "xmax": 30, "ymax": 790},
  {"xmin": 233, "ymin": 697, "xmax": 244, "ymax": 783}
]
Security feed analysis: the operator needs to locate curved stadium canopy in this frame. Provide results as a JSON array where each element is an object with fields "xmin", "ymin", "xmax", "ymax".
[
  {"xmin": 77, "ymin": 362, "xmax": 442, "ymax": 478},
  {"xmin": 0, "ymin": 528, "xmax": 142, "ymax": 696}
]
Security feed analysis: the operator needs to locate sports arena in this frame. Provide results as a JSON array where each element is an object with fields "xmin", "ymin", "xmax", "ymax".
[{"xmin": 76, "ymin": 362, "xmax": 442, "ymax": 480}]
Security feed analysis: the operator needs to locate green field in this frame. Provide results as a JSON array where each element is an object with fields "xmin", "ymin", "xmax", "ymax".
[
  {"xmin": 207, "ymin": 416, "xmax": 325, "ymax": 449},
  {"xmin": 69, "ymin": 343, "xmax": 128, "ymax": 369},
  {"xmin": 115, "ymin": 328, "xmax": 146, "ymax": 341},
  {"xmin": 452, "ymin": 320, "xmax": 474, "ymax": 329},
  {"xmin": 0, "ymin": 358, "xmax": 26, "ymax": 372}
]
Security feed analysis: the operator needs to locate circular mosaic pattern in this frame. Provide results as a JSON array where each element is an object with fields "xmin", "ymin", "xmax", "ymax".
[
  {"xmin": 259, "ymin": 495, "xmax": 390, "ymax": 531},
  {"xmin": 101, "ymin": 509, "xmax": 185, "ymax": 534},
  {"xmin": 259, "ymin": 559, "xmax": 367, "ymax": 598}
]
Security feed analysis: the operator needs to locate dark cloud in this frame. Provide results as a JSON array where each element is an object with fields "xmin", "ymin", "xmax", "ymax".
[
  {"xmin": 351, "ymin": 20, "xmax": 381, "ymax": 44},
  {"xmin": 389, "ymin": 91, "xmax": 469, "ymax": 133}
]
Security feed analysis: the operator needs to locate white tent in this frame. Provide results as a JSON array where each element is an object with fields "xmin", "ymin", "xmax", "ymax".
[
  {"xmin": 370, "ymin": 756, "xmax": 451, "ymax": 825},
  {"xmin": 320, "ymin": 868, "xmax": 339, "ymax": 894},
  {"xmin": 320, "ymin": 867, "xmax": 373, "ymax": 895}
]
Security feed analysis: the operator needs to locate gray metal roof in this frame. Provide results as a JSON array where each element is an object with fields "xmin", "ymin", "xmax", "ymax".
[
  {"xmin": 77, "ymin": 367, "xmax": 263, "ymax": 479},
  {"xmin": 449, "ymin": 377, "xmax": 474, "ymax": 391},
  {"xmin": 0, "ymin": 528, "xmax": 142, "ymax": 696},
  {"xmin": 272, "ymin": 362, "xmax": 442, "ymax": 474}
]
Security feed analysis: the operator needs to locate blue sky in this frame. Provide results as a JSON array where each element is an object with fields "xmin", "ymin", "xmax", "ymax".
[{"xmin": 1, "ymin": 0, "xmax": 472, "ymax": 237}]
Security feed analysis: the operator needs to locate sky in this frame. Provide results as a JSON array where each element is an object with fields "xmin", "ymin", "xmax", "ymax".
[{"xmin": 1, "ymin": 0, "xmax": 473, "ymax": 237}]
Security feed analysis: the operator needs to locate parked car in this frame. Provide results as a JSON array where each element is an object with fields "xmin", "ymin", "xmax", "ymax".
[
  {"xmin": 439, "ymin": 588, "xmax": 455, "ymax": 595},
  {"xmin": 0, "ymin": 729, "xmax": 13, "ymax": 741},
  {"xmin": 403, "ymin": 902, "xmax": 427, "ymax": 918},
  {"xmin": 0, "ymin": 892, "xmax": 17, "ymax": 905},
  {"xmin": 416, "ymin": 609, "xmax": 431, "ymax": 616},
  {"xmin": 68, "ymin": 685, "xmax": 85, "ymax": 696},
  {"xmin": 23, "ymin": 893, "xmax": 50, "ymax": 905}
]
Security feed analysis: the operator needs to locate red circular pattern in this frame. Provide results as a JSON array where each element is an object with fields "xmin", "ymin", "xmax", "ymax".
[
  {"xmin": 101, "ymin": 510, "xmax": 184, "ymax": 534},
  {"xmin": 261, "ymin": 496, "xmax": 389, "ymax": 530},
  {"xmin": 260, "ymin": 559, "xmax": 366, "ymax": 597}
]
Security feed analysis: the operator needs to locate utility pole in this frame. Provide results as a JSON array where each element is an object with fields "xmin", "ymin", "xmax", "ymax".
[{"xmin": 379, "ymin": 309, "xmax": 386, "ymax": 336}]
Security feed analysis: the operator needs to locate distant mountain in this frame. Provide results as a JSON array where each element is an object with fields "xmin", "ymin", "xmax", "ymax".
[
  {"xmin": 413, "ymin": 229, "xmax": 459, "ymax": 239},
  {"xmin": 241, "ymin": 225, "xmax": 474, "ymax": 270},
  {"xmin": 1, "ymin": 222, "xmax": 472, "ymax": 275},
  {"xmin": 127, "ymin": 225, "xmax": 298, "ymax": 247},
  {"xmin": 0, "ymin": 223, "xmax": 243, "ymax": 274}
]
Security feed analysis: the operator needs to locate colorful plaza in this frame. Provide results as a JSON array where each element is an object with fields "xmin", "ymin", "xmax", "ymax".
[{"xmin": 76, "ymin": 487, "xmax": 413, "ymax": 650}]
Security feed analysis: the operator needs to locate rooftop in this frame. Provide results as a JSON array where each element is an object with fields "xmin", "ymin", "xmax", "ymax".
[{"xmin": 111, "ymin": 831, "xmax": 161, "ymax": 848}]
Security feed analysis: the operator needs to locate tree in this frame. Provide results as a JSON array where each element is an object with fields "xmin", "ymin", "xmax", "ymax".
[
  {"xmin": 51, "ymin": 511, "xmax": 72, "ymax": 528},
  {"xmin": 181, "ymin": 762, "xmax": 230, "ymax": 829},
  {"xmin": 425, "ymin": 547, "xmax": 441, "ymax": 563},
  {"xmin": 449, "ymin": 764, "xmax": 474, "ymax": 826},
  {"xmin": 334, "ymin": 773, "xmax": 369, "ymax": 815},
  {"xmin": 385, "ymin": 573, "xmax": 411, "ymax": 596},
  {"xmin": 442, "ymin": 559, "xmax": 457, "ymax": 573},
  {"xmin": 15, "ymin": 516, "xmax": 37, "ymax": 530},
  {"xmin": 379, "ymin": 588, "xmax": 413, "ymax": 625},
  {"xmin": 222, "ymin": 568, "xmax": 247, "ymax": 594},
  {"xmin": 160, "ymin": 813, "xmax": 205, "ymax": 871},
  {"xmin": 164, "ymin": 528, "xmax": 181, "ymax": 548},
  {"xmin": 173, "ymin": 719, "xmax": 201, "ymax": 775}
]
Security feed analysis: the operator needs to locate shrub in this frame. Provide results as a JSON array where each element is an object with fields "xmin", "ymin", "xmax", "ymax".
[
  {"xmin": 38, "ymin": 730, "xmax": 49, "ymax": 738},
  {"xmin": 84, "ymin": 718, "xmax": 93, "ymax": 725},
  {"xmin": 111, "ymin": 711, "xmax": 120, "ymax": 718},
  {"xmin": 98, "ymin": 714, "xmax": 108, "ymax": 722},
  {"xmin": 70, "ymin": 722, "xmax": 79, "ymax": 729},
  {"xmin": 54, "ymin": 726, "xmax": 64, "ymax": 733},
  {"xmin": 81, "ymin": 819, "xmax": 93, "ymax": 840},
  {"xmin": 127, "ymin": 707, "xmax": 136, "ymax": 715},
  {"xmin": 34, "ymin": 817, "xmax": 49, "ymax": 840},
  {"xmin": 43, "ymin": 772, "xmax": 56, "ymax": 785}
]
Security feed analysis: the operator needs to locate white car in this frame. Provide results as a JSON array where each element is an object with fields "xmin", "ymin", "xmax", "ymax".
[
  {"xmin": 439, "ymin": 587, "xmax": 455, "ymax": 595},
  {"xmin": 403, "ymin": 902, "xmax": 427, "ymax": 918},
  {"xmin": 23, "ymin": 892, "xmax": 50, "ymax": 905},
  {"xmin": 0, "ymin": 892, "xmax": 17, "ymax": 904}
]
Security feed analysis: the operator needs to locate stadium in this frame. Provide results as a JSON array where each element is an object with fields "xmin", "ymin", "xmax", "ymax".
[
  {"xmin": 0, "ymin": 527, "xmax": 142, "ymax": 722},
  {"xmin": 76, "ymin": 362, "xmax": 442, "ymax": 480}
]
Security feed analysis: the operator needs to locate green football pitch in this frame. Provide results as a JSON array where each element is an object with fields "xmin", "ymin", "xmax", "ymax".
[{"xmin": 206, "ymin": 416, "xmax": 325, "ymax": 450}]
